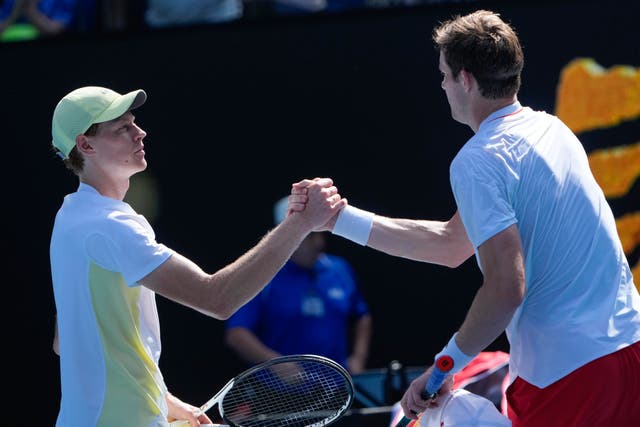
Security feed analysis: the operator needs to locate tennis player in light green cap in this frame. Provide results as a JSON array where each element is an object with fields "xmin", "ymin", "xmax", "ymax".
[{"xmin": 49, "ymin": 86, "xmax": 347, "ymax": 427}]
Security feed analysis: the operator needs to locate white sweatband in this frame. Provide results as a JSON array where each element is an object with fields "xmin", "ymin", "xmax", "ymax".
[
  {"xmin": 332, "ymin": 205, "xmax": 374, "ymax": 246},
  {"xmin": 434, "ymin": 332, "xmax": 477, "ymax": 375}
]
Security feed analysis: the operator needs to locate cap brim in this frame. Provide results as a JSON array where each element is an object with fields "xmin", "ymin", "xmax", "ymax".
[{"xmin": 94, "ymin": 89, "xmax": 147, "ymax": 124}]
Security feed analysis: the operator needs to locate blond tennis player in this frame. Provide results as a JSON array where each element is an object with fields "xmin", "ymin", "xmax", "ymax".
[{"xmin": 49, "ymin": 86, "xmax": 346, "ymax": 427}]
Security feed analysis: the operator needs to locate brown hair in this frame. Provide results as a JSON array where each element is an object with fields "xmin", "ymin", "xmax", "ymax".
[
  {"xmin": 433, "ymin": 10, "xmax": 524, "ymax": 99},
  {"xmin": 57, "ymin": 123, "xmax": 99, "ymax": 175}
]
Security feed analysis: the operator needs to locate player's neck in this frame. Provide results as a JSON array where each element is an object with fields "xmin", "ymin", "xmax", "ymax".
[
  {"xmin": 469, "ymin": 96, "xmax": 518, "ymax": 133},
  {"xmin": 80, "ymin": 174, "xmax": 130, "ymax": 201}
]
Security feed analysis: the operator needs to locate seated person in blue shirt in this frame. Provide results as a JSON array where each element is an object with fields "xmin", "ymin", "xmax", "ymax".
[
  {"xmin": 0, "ymin": 0, "xmax": 78, "ymax": 39},
  {"xmin": 225, "ymin": 196, "xmax": 373, "ymax": 374}
]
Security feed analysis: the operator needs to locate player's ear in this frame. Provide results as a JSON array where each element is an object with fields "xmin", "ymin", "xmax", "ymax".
[
  {"xmin": 76, "ymin": 134, "xmax": 95, "ymax": 155},
  {"xmin": 460, "ymin": 69, "xmax": 475, "ymax": 93}
]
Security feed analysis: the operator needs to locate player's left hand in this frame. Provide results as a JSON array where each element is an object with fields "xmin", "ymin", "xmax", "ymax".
[
  {"xmin": 166, "ymin": 391, "xmax": 214, "ymax": 427},
  {"xmin": 400, "ymin": 365, "xmax": 454, "ymax": 419}
]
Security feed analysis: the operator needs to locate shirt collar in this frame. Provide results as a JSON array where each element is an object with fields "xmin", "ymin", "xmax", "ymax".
[
  {"xmin": 478, "ymin": 100, "xmax": 523, "ymax": 133},
  {"xmin": 78, "ymin": 182, "xmax": 99, "ymax": 195}
]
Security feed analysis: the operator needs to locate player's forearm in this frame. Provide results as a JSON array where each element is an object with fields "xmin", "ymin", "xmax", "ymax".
[
  {"xmin": 456, "ymin": 278, "xmax": 522, "ymax": 356},
  {"xmin": 142, "ymin": 217, "xmax": 311, "ymax": 319},
  {"xmin": 208, "ymin": 216, "xmax": 311, "ymax": 317},
  {"xmin": 145, "ymin": 181, "xmax": 343, "ymax": 318},
  {"xmin": 366, "ymin": 212, "xmax": 473, "ymax": 267},
  {"xmin": 209, "ymin": 182, "xmax": 344, "ymax": 316},
  {"xmin": 432, "ymin": 226, "xmax": 524, "ymax": 374},
  {"xmin": 455, "ymin": 227, "xmax": 525, "ymax": 356}
]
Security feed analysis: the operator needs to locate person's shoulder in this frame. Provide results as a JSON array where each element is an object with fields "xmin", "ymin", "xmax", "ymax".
[
  {"xmin": 521, "ymin": 106, "xmax": 558, "ymax": 123},
  {"xmin": 56, "ymin": 188, "xmax": 111, "ymax": 226},
  {"xmin": 451, "ymin": 135, "xmax": 484, "ymax": 171},
  {"xmin": 61, "ymin": 193, "xmax": 155, "ymax": 244},
  {"xmin": 319, "ymin": 254, "xmax": 358, "ymax": 281}
]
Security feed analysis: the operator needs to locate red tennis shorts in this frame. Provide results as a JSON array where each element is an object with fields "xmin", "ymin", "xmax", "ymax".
[{"xmin": 506, "ymin": 340, "xmax": 640, "ymax": 427}]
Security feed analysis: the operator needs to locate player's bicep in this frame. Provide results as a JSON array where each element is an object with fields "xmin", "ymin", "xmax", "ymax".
[
  {"xmin": 445, "ymin": 211, "xmax": 475, "ymax": 260},
  {"xmin": 139, "ymin": 253, "xmax": 213, "ymax": 310}
]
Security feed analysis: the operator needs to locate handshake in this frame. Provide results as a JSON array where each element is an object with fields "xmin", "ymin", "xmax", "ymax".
[{"xmin": 284, "ymin": 177, "xmax": 374, "ymax": 246}]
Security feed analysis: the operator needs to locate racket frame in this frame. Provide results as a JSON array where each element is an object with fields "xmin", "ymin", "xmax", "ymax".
[{"xmin": 199, "ymin": 354, "xmax": 355, "ymax": 427}]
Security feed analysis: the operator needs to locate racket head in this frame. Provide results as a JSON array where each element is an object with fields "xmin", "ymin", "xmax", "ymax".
[{"xmin": 220, "ymin": 354, "xmax": 354, "ymax": 427}]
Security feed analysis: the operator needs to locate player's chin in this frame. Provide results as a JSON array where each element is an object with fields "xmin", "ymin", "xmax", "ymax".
[
  {"xmin": 129, "ymin": 159, "xmax": 147, "ymax": 175},
  {"xmin": 134, "ymin": 155, "xmax": 148, "ymax": 168}
]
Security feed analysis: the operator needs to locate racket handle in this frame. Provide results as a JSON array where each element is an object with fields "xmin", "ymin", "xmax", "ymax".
[
  {"xmin": 394, "ymin": 416, "xmax": 414, "ymax": 427},
  {"xmin": 423, "ymin": 355, "xmax": 454, "ymax": 400},
  {"xmin": 393, "ymin": 355, "xmax": 455, "ymax": 427}
]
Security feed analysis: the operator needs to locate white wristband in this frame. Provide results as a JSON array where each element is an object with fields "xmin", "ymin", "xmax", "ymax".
[
  {"xmin": 434, "ymin": 332, "xmax": 477, "ymax": 375},
  {"xmin": 332, "ymin": 205, "xmax": 374, "ymax": 246}
]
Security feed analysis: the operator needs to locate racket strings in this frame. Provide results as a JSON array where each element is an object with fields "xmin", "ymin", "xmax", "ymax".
[{"xmin": 222, "ymin": 360, "xmax": 352, "ymax": 427}]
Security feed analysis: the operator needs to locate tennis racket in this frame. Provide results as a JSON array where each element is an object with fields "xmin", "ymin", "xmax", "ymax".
[
  {"xmin": 171, "ymin": 354, "xmax": 354, "ymax": 427},
  {"xmin": 393, "ymin": 355, "xmax": 454, "ymax": 427}
]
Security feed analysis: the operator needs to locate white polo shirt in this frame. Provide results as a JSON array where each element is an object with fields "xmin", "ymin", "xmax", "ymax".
[
  {"xmin": 50, "ymin": 183, "xmax": 174, "ymax": 426},
  {"xmin": 450, "ymin": 102, "xmax": 640, "ymax": 388}
]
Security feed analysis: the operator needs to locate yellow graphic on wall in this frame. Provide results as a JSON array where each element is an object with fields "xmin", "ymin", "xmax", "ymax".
[
  {"xmin": 556, "ymin": 58, "xmax": 640, "ymax": 134},
  {"xmin": 616, "ymin": 212, "xmax": 640, "ymax": 255},
  {"xmin": 556, "ymin": 58, "xmax": 640, "ymax": 287},
  {"xmin": 588, "ymin": 143, "xmax": 640, "ymax": 198}
]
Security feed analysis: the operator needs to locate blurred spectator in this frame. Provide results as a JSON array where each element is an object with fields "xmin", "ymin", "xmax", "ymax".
[
  {"xmin": 271, "ymin": 0, "xmax": 328, "ymax": 15},
  {"xmin": 144, "ymin": 0, "xmax": 242, "ymax": 28},
  {"xmin": 100, "ymin": 0, "xmax": 145, "ymax": 32},
  {"xmin": 243, "ymin": 0, "xmax": 481, "ymax": 20},
  {"xmin": 224, "ymin": 196, "xmax": 373, "ymax": 374},
  {"xmin": 0, "ymin": 0, "xmax": 78, "ymax": 41},
  {"xmin": 247, "ymin": 0, "xmax": 365, "ymax": 18}
]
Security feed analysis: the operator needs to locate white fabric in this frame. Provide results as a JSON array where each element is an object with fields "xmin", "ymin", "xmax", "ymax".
[
  {"xmin": 332, "ymin": 205, "xmax": 374, "ymax": 246},
  {"xmin": 435, "ymin": 333, "xmax": 477, "ymax": 376},
  {"xmin": 449, "ymin": 101, "xmax": 640, "ymax": 387},
  {"xmin": 419, "ymin": 389, "xmax": 511, "ymax": 427},
  {"xmin": 50, "ymin": 183, "xmax": 173, "ymax": 426}
]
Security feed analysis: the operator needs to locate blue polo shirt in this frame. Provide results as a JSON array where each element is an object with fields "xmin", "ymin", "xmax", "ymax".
[{"xmin": 225, "ymin": 254, "xmax": 369, "ymax": 368}]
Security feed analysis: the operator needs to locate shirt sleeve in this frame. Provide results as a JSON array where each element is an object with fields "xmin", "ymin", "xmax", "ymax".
[
  {"xmin": 84, "ymin": 211, "xmax": 173, "ymax": 287},
  {"xmin": 450, "ymin": 145, "xmax": 518, "ymax": 249}
]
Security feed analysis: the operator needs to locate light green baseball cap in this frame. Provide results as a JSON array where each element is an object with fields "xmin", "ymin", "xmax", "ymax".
[{"xmin": 51, "ymin": 86, "xmax": 147, "ymax": 158}]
